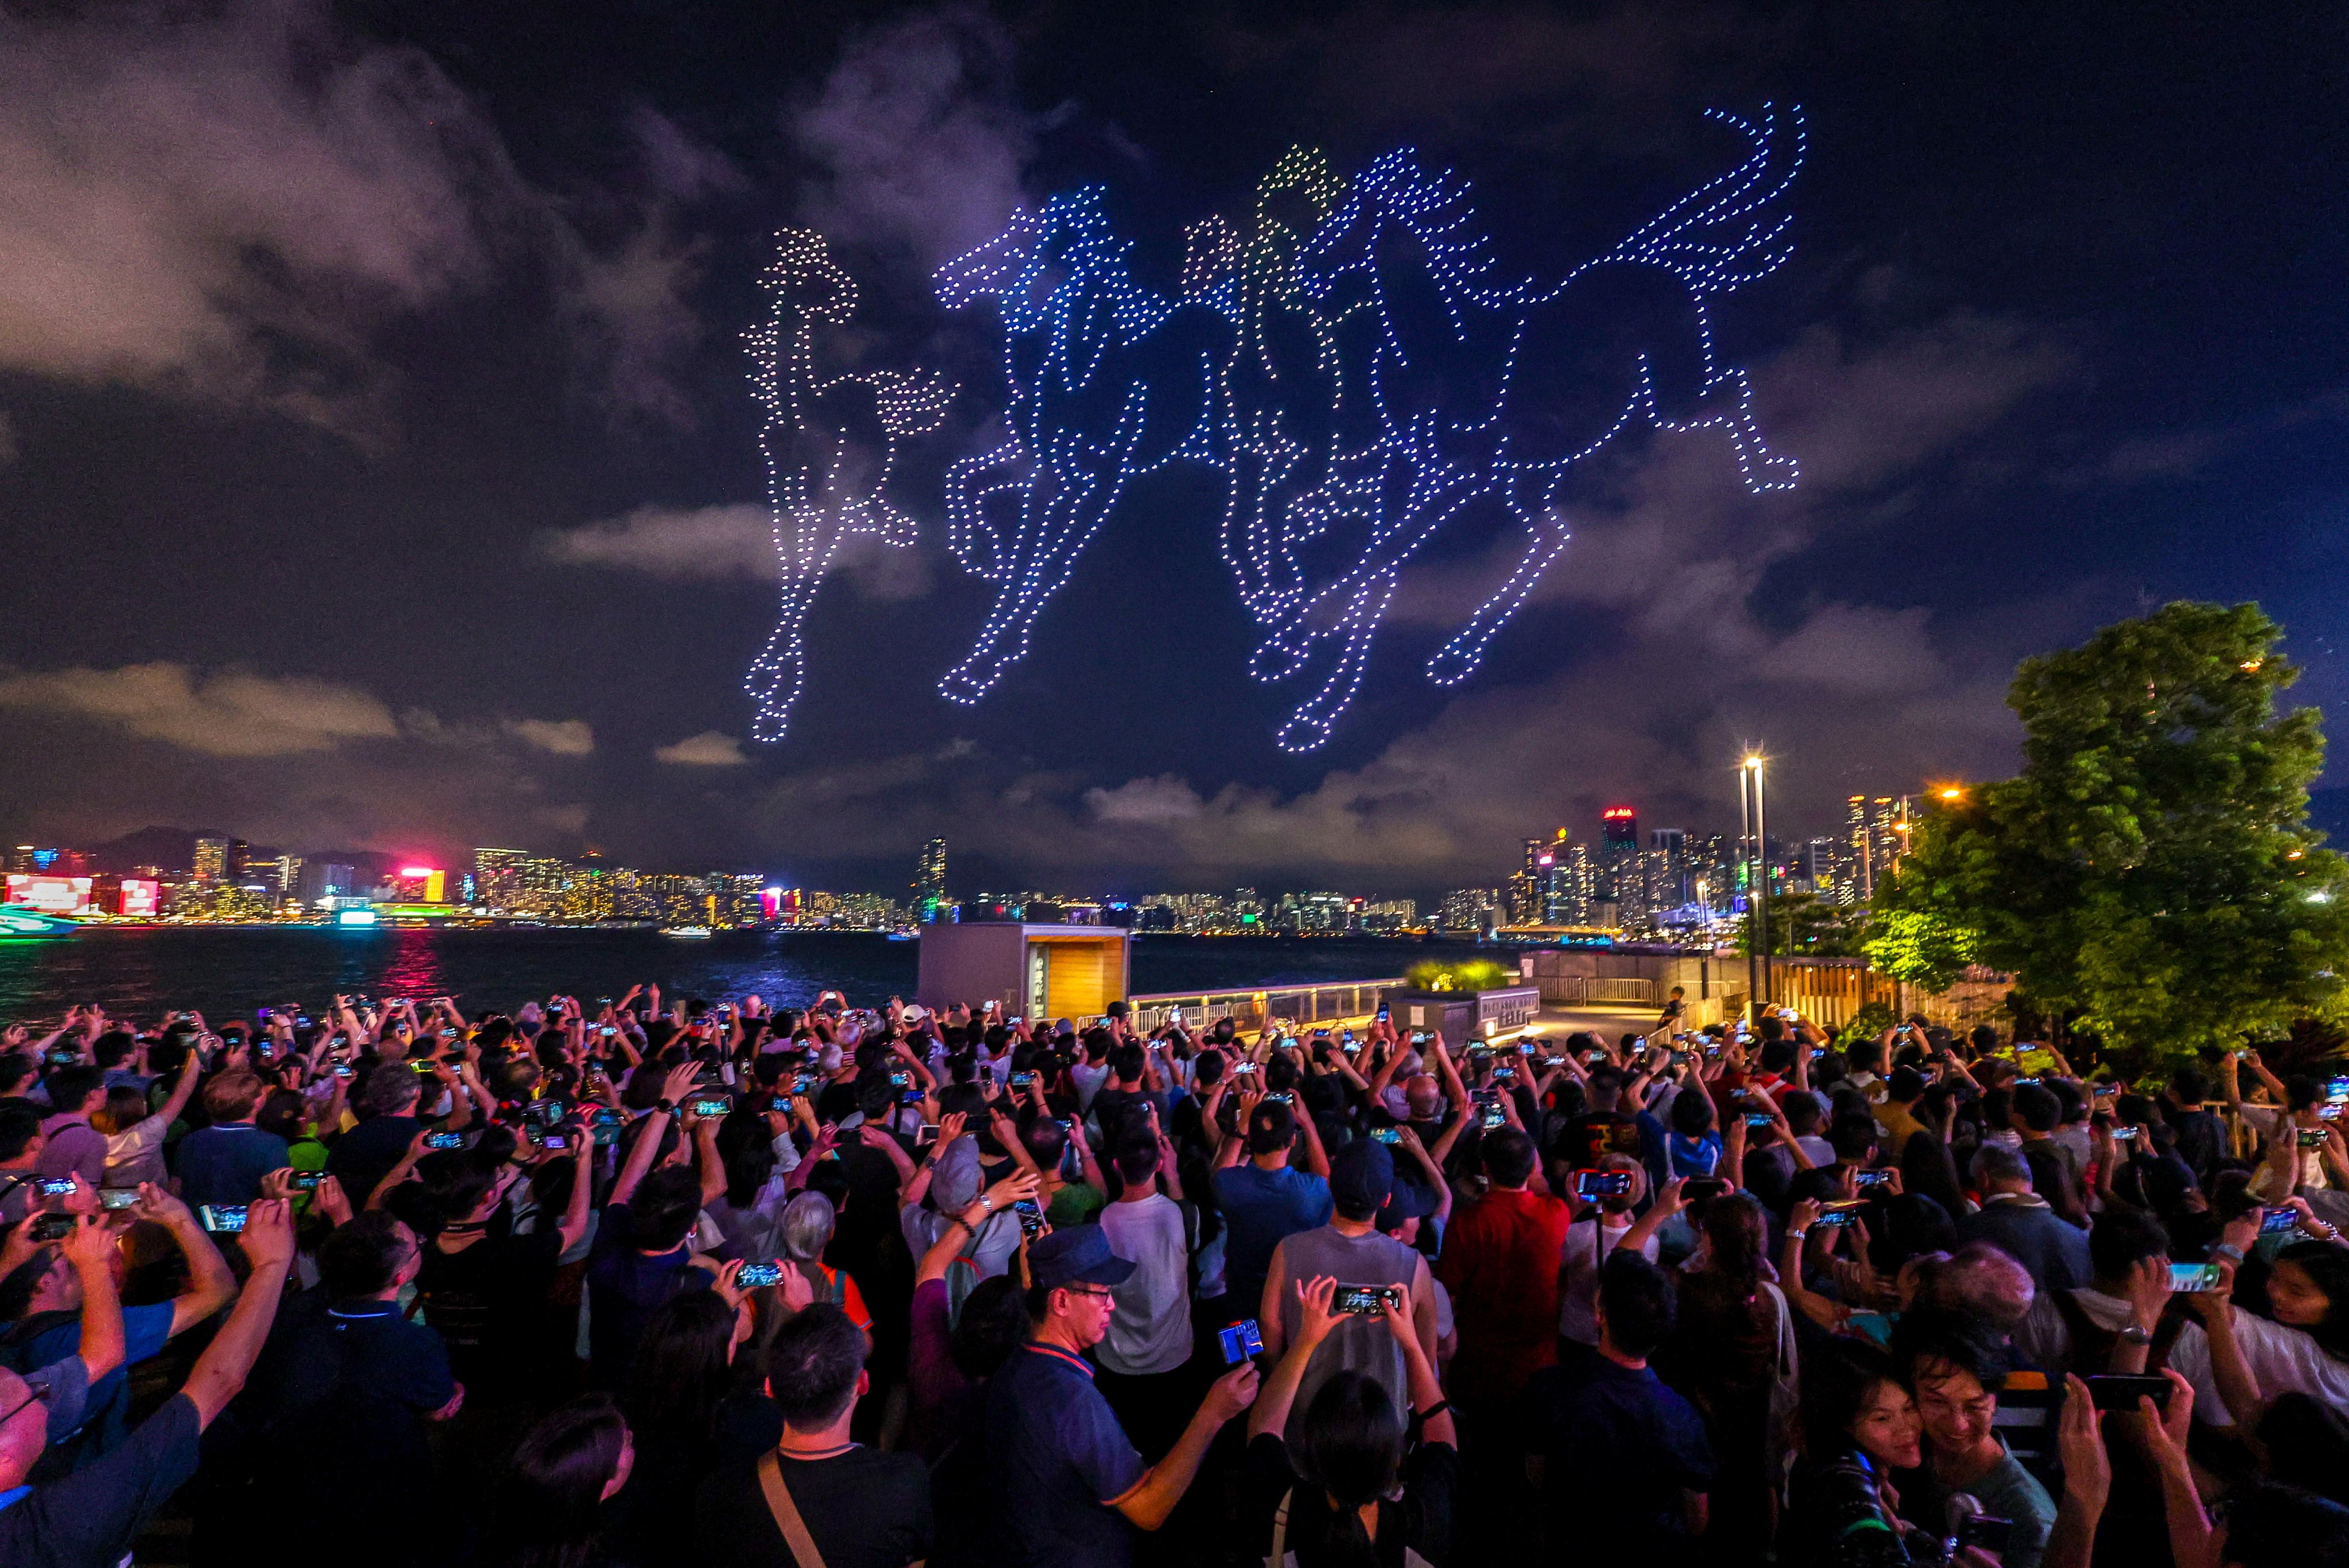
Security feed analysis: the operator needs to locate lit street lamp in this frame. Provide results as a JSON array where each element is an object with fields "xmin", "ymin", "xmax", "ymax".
[{"xmin": 1740, "ymin": 751, "xmax": 1770, "ymax": 1017}]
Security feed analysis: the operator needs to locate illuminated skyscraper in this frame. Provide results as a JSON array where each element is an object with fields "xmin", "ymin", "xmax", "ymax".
[
  {"xmin": 1598, "ymin": 807, "xmax": 1641, "ymax": 908},
  {"xmin": 193, "ymin": 837, "xmax": 227, "ymax": 884},
  {"xmin": 913, "ymin": 838, "xmax": 948, "ymax": 921}
]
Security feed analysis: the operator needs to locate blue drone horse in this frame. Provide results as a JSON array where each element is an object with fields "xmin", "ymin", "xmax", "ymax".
[
  {"xmin": 932, "ymin": 190, "xmax": 1232, "ymax": 705},
  {"xmin": 1247, "ymin": 105, "xmax": 1805, "ymax": 750}
]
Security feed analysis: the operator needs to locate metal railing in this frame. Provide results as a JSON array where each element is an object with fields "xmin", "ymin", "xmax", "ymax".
[
  {"xmin": 1536, "ymin": 976, "xmax": 1657, "ymax": 1004},
  {"xmin": 1121, "ymin": 978, "xmax": 1403, "ymax": 1033}
]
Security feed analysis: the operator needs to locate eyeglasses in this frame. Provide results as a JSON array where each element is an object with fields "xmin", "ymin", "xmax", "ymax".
[
  {"xmin": 1064, "ymin": 1286, "xmax": 1117, "ymax": 1304},
  {"xmin": 0, "ymin": 1382, "xmax": 50, "ymax": 1429}
]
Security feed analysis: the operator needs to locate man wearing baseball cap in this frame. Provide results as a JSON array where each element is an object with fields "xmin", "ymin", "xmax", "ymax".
[{"xmin": 983, "ymin": 1227, "xmax": 1259, "ymax": 1567}]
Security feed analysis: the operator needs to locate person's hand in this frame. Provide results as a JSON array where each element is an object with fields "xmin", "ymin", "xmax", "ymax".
[
  {"xmin": 2057, "ymin": 1375, "xmax": 2112, "ymax": 1506},
  {"xmin": 933, "ymin": 1110, "xmax": 968, "ymax": 1151},
  {"xmin": 1874, "ymin": 1167, "xmax": 1904, "ymax": 1196},
  {"xmin": 313, "ymin": 1175, "xmax": 354, "ymax": 1228},
  {"xmin": 239, "ymin": 1198, "xmax": 298, "ymax": 1270},
  {"xmin": 1201, "ymin": 1358, "xmax": 1261, "ymax": 1425},
  {"xmin": 2222, "ymin": 1209, "xmax": 2262, "ymax": 1257},
  {"xmin": 59, "ymin": 1212, "xmax": 115, "ymax": 1274},
  {"xmin": 57, "ymin": 1174, "xmax": 98, "ymax": 1218},
  {"xmin": 660, "ymin": 1062, "xmax": 701, "ymax": 1105},
  {"xmin": 977, "ymin": 1170, "xmax": 1042, "ymax": 1215},
  {"xmin": 0, "ymin": 1216, "xmax": 46, "ymax": 1280},
  {"xmin": 1374, "ymin": 1280, "xmax": 1417, "ymax": 1344},
  {"xmin": 1789, "ymin": 1197, "xmax": 1822, "ymax": 1235},
  {"xmin": 856, "ymin": 1123, "xmax": 898, "ymax": 1151},
  {"xmin": 808, "ymin": 1123, "xmax": 839, "ymax": 1161},
  {"xmin": 2121, "ymin": 1255, "xmax": 2169, "ymax": 1332},
  {"xmin": 133, "ymin": 1181, "xmax": 194, "ymax": 1228},
  {"xmin": 1394, "ymin": 1125, "xmax": 1424, "ymax": 1156},
  {"xmin": 1651, "ymin": 1176, "xmax": 1688, "ymax": 1217},
  {"xmin": 1294, "ymin": 1275, "xmax": 1342, "ymax": 1346},
  {"xmin": 259, "ymin": 1168, "xmax": 300, "ymax": 1202},
  {"xmin": 708, "ymin": 1257, "xmax": 752, "ymax": 1313},
  {"xmin": 774, "ymin": 1259, "xmax": 816, "ymax": 1313}
]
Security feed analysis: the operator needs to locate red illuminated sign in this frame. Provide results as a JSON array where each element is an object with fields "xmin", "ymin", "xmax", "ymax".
[
  {"xmin": 1602, "ymin": 808, "xmax": 1634, "ymax": 820},
  {"xmin": 118, "ymin": 879, "xmax": 159, "ymax": 917}
]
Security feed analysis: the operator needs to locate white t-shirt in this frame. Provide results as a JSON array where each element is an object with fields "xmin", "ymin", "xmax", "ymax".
[
  {"xmin": 1098, "ymin": 1192, "xmax": 1194, "ymax": 1375},
  {"xmin": 1559, "ymin": 1216, "xmax": 1659, "ymax": 1344},
  {"xmin": 2169, "ymin": 1305, "xmax": 2349, "ymax": 1424},
  {"xmin": 2242, "ymin": 1105, "xmax": 2331, "ymax": 1192}
]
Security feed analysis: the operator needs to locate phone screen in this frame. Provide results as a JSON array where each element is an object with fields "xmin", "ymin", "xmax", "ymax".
[
  {"xmin": 2262, "ymin": 1207, "xmax": 2303, "ymax": 1233},
  {"xmin": 99, "ymin": 1188, "xmax": 141, "ymax": 1211},
  {"xmin": 737, "ymin": 1262, "xmax": 785, "ymax": 1288},
  {"xmin": 1331, "ymin": 1285, "xmax": 1400, "ymax": 1316},
  {"xmin": 1218, "ymin": 1319, "xmax": 1266, "ymax": 1364},
  {"xmin": 1573, "ymin": 1170, "xmax": 1633, "ymax": 1198},
  {"xmin": 198, "ymin": 1204, "xmax": 249, "ymax": 1233},
  {"xmin": 2167, "ymin": 1262, "xmax": 2222, "ymax": 1293}
]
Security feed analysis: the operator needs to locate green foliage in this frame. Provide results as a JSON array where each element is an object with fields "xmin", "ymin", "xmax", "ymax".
[
  {"xmin": 1874, "ymin": 602, "xmax": 2349, "ymax": 1062},
  {"xmin": 1863, "ymin": 908, "xmax": 1979, "ymax": 992},
  {"xmin": 1740, "ymin": 891, "xmax": 1871, "ymax": 958},
  {"xmin": 1404, "ymin": 957, "xmax": 1514, "ymax": 992},
  {"xmin": 1835, "ymin": 1000, "xmax": 1899, "ymax": 1043}
]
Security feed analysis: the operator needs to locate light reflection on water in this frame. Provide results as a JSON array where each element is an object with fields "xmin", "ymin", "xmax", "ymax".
[{"xmin": 0, "ymin": 927, "xmax": 1484, "ymax": 1023}]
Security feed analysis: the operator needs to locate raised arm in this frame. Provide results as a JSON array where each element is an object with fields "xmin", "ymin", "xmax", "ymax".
[
  {"xmin": 1251, "ymin": 1275, "xmax": 1339, "ymax": 1439},
  {"xmin": 180, "ymin": 1199, "xmax": 298, "ymax": 1427}
]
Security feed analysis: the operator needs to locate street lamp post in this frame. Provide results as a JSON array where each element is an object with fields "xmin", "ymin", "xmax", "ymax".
[{"xmin": 1740, "ymin": 752, "xmax": 1771, "ymax": 1019}]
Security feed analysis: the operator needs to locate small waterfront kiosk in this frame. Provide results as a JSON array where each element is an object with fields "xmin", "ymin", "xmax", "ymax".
[{"xmin": 916, "ymin": 922, "xmax": 1132, "ymax": 1023}]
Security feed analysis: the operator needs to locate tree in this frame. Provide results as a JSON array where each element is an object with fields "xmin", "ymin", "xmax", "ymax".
[
  {"xmin": 1874, "ymin": 602, "xmax": 2349, "ymax": 1061},
  {"xmin": 1863, "ymin": 909, "xmax": 1977, "ymax": 993},
  {"xmin": 1742, "ymin": 891, "xmax": 1871, "ymax": 958}
]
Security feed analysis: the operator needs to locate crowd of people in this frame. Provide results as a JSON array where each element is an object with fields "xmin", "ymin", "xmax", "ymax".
[{"xmin": 2, "ymin": 986, "xmax": 2348, "ymax": 1568}]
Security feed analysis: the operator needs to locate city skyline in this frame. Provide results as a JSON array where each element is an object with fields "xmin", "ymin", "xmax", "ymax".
[{"xmin": 4, "ymin": 775, "xmax": 1925, "ymax": 923}]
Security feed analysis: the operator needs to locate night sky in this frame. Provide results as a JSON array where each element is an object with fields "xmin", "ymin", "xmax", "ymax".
[{"xmin": 1, "ymin": 1, "xmax": 2343, "ymax": 904}]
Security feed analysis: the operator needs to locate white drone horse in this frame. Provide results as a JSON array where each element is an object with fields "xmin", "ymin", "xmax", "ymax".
[{"xmin": 743, "ymin": 228, "xmax": 955, "ymax": 743}]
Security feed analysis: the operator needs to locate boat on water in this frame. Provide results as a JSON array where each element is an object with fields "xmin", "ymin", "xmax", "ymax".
[
  {"xmin": 0, "ymin": 908, "xmax": 79, "ymax": 938},
  {"xmin": 660, "ymin": 925, "xmax": 713, "ymax": 939}
]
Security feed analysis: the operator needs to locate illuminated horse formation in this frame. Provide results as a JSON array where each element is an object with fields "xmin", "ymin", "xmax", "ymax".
[
  {"xmin": 918, "ymin": 107, "xmax": 1801, "ymax": 748},
  {"xmin": 743, "ymin": 228, "xmax": 955, "ymax": 743},
  {"xmin": 1249, "ymin": 104, "xmax": 1805, "ymax": 750},
  {"xmin": 932, "ymin": 190, "xmax": 1230, "ymax": 705},
  {"xmin": 1179, "ymin": 147, "xmax": 1352, "ymax": 632}
]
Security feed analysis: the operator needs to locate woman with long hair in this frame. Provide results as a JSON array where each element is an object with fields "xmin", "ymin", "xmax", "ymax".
[
  {"xmin": 2173, "ymin": 1223, "xmax": 2349, "ymax": 1428},
  {"xmin": 1657, "ymin": 1191, "xmax": 1794, "ymax": 1563},
  {"xmin": 479, "ymin": 1396, "xmax": 635, "ymax": 1568},
  {"xmin": 605, "ymin": 1282, "xmax": 774, "ymax": 1568}
]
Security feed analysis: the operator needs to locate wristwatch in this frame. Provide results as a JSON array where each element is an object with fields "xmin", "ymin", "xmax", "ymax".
[
  {"xmin": 2118, "ymin": 1325, "xmax": 2153, "ymax": 1345},
  {"xmin": 977, "ymin": 1194, "xmax": 995, "ymax": 1211}
]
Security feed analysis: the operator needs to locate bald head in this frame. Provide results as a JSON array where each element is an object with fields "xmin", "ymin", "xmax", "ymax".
[
  {"xmin": 1927, "ymin": 1242, "xmax": 2036, "ymax": 1331},
  {"xmin": 1404, "ymin": 1074, "xmax": 1442, "ymax": 1121}
]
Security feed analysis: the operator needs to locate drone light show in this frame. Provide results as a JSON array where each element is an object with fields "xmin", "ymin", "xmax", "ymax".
[{"xmin": 750, "ymin": 107, "xmax": 1803, "ymax": 750}]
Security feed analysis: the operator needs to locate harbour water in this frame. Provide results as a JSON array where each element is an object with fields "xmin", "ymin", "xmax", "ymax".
[{"xmin": 0, "ymin": 926, "xmax": 1495, "ymax": 1023}]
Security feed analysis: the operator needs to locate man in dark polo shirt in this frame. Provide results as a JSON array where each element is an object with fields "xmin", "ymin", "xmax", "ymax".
[{"xmin": 984, "ymin": 1227, "xmax": 1260, "ymax": 1567}]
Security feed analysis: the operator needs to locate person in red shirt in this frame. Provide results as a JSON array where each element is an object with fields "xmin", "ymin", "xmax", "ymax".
[{"xmin": 1433, "ymin": 1128, "xmax": 1571, "ymax": 1417}]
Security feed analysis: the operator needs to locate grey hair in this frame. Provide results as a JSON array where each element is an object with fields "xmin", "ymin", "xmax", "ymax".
[
  {"xmin": 780, "ymin": 1190, "xmax": 837, "ymax": 1262},
  {"xmin": 1969, "ymin": 1141, "xmax": 2031, "ymax": 1189}
]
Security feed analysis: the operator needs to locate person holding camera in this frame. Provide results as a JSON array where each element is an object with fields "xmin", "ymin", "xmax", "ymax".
[{"xmin": 1245, "ymin": 1273, "xmax": 1458, "ymax": 1568}]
